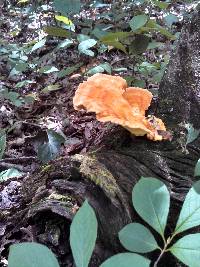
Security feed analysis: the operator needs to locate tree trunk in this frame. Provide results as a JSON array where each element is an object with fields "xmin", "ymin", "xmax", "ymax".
[{"xmin": 1, "ymin": 6, "xmax": 200, "ymax": 267}]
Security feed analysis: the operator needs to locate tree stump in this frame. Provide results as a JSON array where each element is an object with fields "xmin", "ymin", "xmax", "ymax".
[{"xmin": 1, "ymin": 6, "xmax": 200, "ymax": 267}]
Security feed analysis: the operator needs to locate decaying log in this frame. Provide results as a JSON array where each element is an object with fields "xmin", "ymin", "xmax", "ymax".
[{"xmin": 1, "ymin": 6, "xmax": 200, "ymax": 267}]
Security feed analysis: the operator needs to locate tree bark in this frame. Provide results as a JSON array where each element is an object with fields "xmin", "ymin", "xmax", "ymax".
[{"xmin": 1, "ymin": 6, "xmax": 200, "ymax": 267}]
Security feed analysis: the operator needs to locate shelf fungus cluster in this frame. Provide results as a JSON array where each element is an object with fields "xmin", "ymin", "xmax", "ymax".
[{"xmin": 73, "ymin": 73, "xmax": 170, "ymax": 141}]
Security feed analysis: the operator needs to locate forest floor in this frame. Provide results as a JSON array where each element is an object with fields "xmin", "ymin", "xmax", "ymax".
[{"xmin": 0, "ymin": 0, "xmax": 197, "ymax": 265}]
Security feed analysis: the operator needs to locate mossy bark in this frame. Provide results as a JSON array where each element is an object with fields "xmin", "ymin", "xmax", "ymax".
[{"xmin": 1, "ymin": 6, "xmax": 200, "ymax": 267}]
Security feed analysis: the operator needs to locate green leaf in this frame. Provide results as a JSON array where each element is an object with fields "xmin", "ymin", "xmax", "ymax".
[
  {"xmin": 8, "ymin": 242, "xmax": 59, "ymax": 267},
  {"xmin": 175, "ymin": 180, "xmax": 200, "ymax": 234},
  {"xmin": 152, "ymin": 0, "xmax": 169, "ymax": 9},
  {"xmin": 147, "ymin": 41, "xmax": 164, "ymax": 49},
  {"xmin": 39, "ymin": 66, "xmax": 59, "ymax": 74},
  {"xmin": 114, "ymin": 67, "xmax": 127, "ymax": 72},
  {"xmin": 87, "ymin": 63, "xmax": 112, "ymax": 75},
  {"xmin": 129, "ymin": 34, "xmax": 149, "ymax": 54},
  {"xmin": 106, "ymin": 40, "xmax": 127, "ymax": 53},
  {"xmin": 0, "ymin": 133, "xmax": 6, "ymax": 159},
  {"xmin": 164, "ymin": 14, "xmax": 178, "ymax": 27},
  {"xmin": 100, "ymin": 32, "xmax": 131, "ymax": 53},
  {"xmin": 57, "ymin": 39, "xmax": 73, "ymax": 49},
  {"xmin": 141, "ymin": 20, "xmax": 176, "ymax": 40},
  {"xmin": 16, "ymin": 80, "xmax": 34, "ymax": 88},
  {"xmin": 119, "ymin": 223, "xmax": 159, "ymax": 253},
  {"xmin": 100, "ymin": 32, "xmax": 131, "ymax": 42},
  {"xmin": 31, "ymin": 38, "xmax": 46, "ymax": 53},
  {"xmin": 186, "ymin": 123, "xmax": 200, "ymax": 145},
  {"xmin": 157, "ymin": 26, "xmax": 176, "ymax": 40},
  {"xmin": 78, "ymin": 39, "xmax": 97, "ymax": 56},
  {"xmin": 99, "ymin": 63, "xmax": 112, "ymax": 74},
  {"xmin": 15, "ymin": 62, "xmax": 29, "ymax": 72},
  {"xmin": 3, "ymin": 90, "xmax": 23, "ymax": 107},
  {"xmin": 132, "ymin": 177, "xmax": 170, "ymax": 238},
  {"xmin": 170, "ymin": 234, "xmax": 200, "ymax": 267},
  {"xmin": 87, "ymin": 65, "xmax": 104, "ymax": 75},
  {"xmin": 0, "ymin": 168, "xmax": 23, "ymax": 182},
  {"xmin": 57, "ymin": 63, "xmax": 82, "ymax": 78},
  {"xmin": 129, "ymin": 14, "xmax": 148, "ymax": 31},
  {"xmin": 77, "ymin": 34, "xmax": 91, "ymax": 42},
  {"xmin": 70, "ymin": 200, "xmax": 97, "ymax": 267},
  {"xmin": 44, "ymin": 26, "xmax": 71, "ymax": 38},
  {"xmin": 194, "ymin": 159, "xmax": 200, "ymax": 177},
  {"xmin": 55, "ymin": 15, "xmax": 73, "ymax": 26},
  {"xmin": 53, "ymin": 0, "xmax": 81, "ymax": 15},
  {"xmin": 100, "ymin": 253, "xmax": 150, "ymax": 267},
  {"xmin": 41, "ymin": 84, "xmax": 61, "ymax": 93},
  {"xmin": 92, "ymin": 27, "xmax": 107, "ymax": 39},
  {"xmin": 37, "ymin": 130, "xmax": 65, "ymax": 163},
  {"xmin": 133, "ymin": 79, "xmax": 146, "ymax": 88},
  {"xmin": 24, "ymin": 95, "xmax": 35, "ymax": 104}
]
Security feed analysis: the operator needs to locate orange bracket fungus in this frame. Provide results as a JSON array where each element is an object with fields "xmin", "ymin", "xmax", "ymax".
[{"xmin": 73, "ymin": 73, "xmax": 170, "ymax": 141}]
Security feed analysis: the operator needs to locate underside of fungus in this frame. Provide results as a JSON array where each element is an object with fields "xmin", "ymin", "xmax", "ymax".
[{"xmin": 73, "ymin": 73, "xmax": 169, "ymax": 141}]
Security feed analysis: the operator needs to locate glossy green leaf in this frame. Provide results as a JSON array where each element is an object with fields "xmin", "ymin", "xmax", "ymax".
[
  {"xmin": 78, "ymin": 39, "xmax": 97, "ymax": 56},
  {"xmin": 170, "ymin": 234, "xmax": 200, "ymax": 267},
  {"xmin": 44, "ymin": 26, "xmax": 71, "ymax": 38},
  {"xmin": 100, "ymin": 253, "xmax": 150, "ymax": 267},
  {"xmin": 0, "ymin": 168, "xmax": 23, "ymax": 182},
  {"xmin": 119, "ymin": 223, "xmax": 159, "ymax": 253},
  {"xmin": 8, "ymin": 242, "xmax": 59, "ymax": 267},
  {"xmin": 194, "ymin": 159, "xmax": 200, "ymax": 177},
  {"xmin": 132, "ymin": 177, "xmax": 170, "ymax": 238},
  {"xmin": 175, "ymin": 180, "xmax": 200, "ymax": 234},
  {"xmin": 54, "ymin": 0, "xmax": 81, "ymax": 15},
  {"xmin": 31, "ymin": 38, "xmax": 46, "ymax": 53},
  {"xmin": 0, "ymin": 133, "xmax": 6, "ymax": 159},
  {"xmin": 186, "ymin": 123, "xmax": 200, "ymax": 145},
  {"xmin": 129, "ymin": 14, "xmax": 148, "ymax": 31},
  {"xmin": 37, "ymin": 130, "xmax": 65, "ymax": 162},
  {"xmin": 70, "ymin": 200, "xmax": 97, "ymax": 267}
]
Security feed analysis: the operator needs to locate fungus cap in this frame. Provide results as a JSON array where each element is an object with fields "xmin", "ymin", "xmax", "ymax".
[{"xmin": 73, "ymin": 74, "xmax": 168, "ymax": 141}]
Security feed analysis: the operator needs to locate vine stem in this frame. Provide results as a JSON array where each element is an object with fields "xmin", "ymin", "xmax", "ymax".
[
  {"xmin": 153, "ymin": 237, "xmax": 172, "ymax": 267},
  {"xmin": 153, "ymin": 247, "xmax": 166, "ymax": 267}
]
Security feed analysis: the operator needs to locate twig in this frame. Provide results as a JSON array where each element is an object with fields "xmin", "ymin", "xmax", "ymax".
[
  {"xmin": 153, "ymin": 248, "xmax": 166, "ymax": 267},
  {"xmin": 0, "ymin": 156, "xmax": 36, "ymax": 163},
  {"xmin": 0, "ymin": 162, "xmax": 29, "ymax": 172}
]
